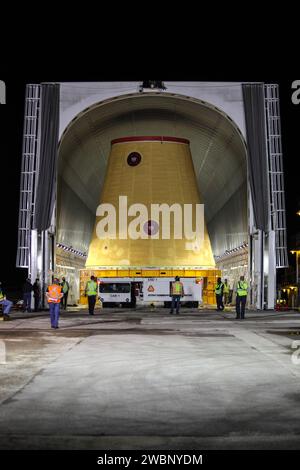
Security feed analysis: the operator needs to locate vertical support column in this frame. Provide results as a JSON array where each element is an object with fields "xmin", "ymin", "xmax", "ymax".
[
  {"xmin": 267, "ymin": 230, "xmax": 276, "ymax": 309},
  {"xmin": 260, "ymin": 230, "xmax": 265, "ymax": 310},
  {"xmin": 29, "ymin": 230, "xmax": 38, "ymax": 310},
  {"xmin": 29, "ymin": 231, "xmax": 37, "ymax": 280},
  {"xmin": 252, "ymin": 229, "xmax": 264, "ymax": 310},
  {"xmin": 41, "ymin": 231, "xmax": 46, "ymax": 309},
  {"xmin": 248, "ymin": 234, "xmax": 253, "ymax": 306},
  {"xmin": 40, "ymin": 230, "xmax": 51, "ymax": 310},
  {"xmin": 248, "ymin": 190, "xmax": 264, "ymax": 310},
  {"xmin": 45, "ymin": 231, "xmax": 50, "ymax": 309},
  {"xmin": 248, "ymin": 184, "xmax": 255, "ymax": 308}
]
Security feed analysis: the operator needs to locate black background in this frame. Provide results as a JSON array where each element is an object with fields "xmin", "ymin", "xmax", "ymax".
[{"xmin": 0, "ymin": 74, "xmax": 299, "ymax": 295}]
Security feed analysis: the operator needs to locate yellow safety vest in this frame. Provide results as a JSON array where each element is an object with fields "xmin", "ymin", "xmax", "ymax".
[
  {"xmin": 237, "ymin": 281, "xmax": 248, "ymax": 297},
  {"xmin": 86, "ymin": 281, "xmax": 97, "ymax": 296},
  {"xmin": 0, "ymin": 290, "xmax": 4, "ymax": 301},
  {"xmin": 61, "ymin": 281, "xmax": 69, "ymax": 294},
  {"xmin": 215, "ymin": 283, "xmax": 224, "ymax": 295},
  {"xmin": 223, "ymin": 284, "xmax": 230, "ymax": 294},
  {"xmin": 171, "ymin": 281, "xmax": 183, "ymax": 295}
]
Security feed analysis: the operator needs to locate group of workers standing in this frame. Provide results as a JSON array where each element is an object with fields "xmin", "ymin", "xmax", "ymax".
[
  {"xmin": 22, "ymin": 277, "xmax": 70, "ymax": 313},
  {"xmin": 0, "ymin": 274, "xmax": 97, "ymax": 328},
  {"xmin": 0, "ymin": 277, "xmax": 69, "ymax": 325},
  {"xmin": 47, "ymin": 275, "xmax": 98, "ymax": 327},
  {"xmin": 45, "ymin": 275, "xmax": 97, "ymax": 328},
  {"xmin": 215, "ymin": 276, "xmax": 248, "ymax": 319},
  {"xmin": 169, "ymin": 275, "xmax": 248, "ymax": 319},
  {"xmin": 1, "ymin": 274, "xmax": 249, "ymax": 327}
]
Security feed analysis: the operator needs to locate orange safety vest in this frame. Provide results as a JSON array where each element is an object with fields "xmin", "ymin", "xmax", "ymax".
[{"xmin": 47, "ymin": 285, "xmax": 62, "ymax": 303}]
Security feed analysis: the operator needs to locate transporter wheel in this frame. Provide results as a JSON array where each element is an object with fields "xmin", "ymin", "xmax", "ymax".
[{"xmin": 184, "ymin": 301, "xmax": 198, "ymax": 308}]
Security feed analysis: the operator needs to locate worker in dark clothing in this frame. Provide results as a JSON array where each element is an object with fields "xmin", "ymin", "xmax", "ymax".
[
  {"xmin": 60, "ymin": 277, "xmax": 70, "ymax": 310},
  {"xmin": 23, "ymin": 278, "xmax": 33, "ymax": 312},
  {"xmin": 131, "ymin": 283, "xmax": 137, "ymax": 308},
  {"xmin": 223, "ymin": 279, "xmax": 230, "ymax": 305},
  {"xmin": 215, "ymin": 277, "xmax": 224, "ymax": 311},
  {"xmin": 33, "ymin": 278, "xmax": 41, "ymax": 312}
]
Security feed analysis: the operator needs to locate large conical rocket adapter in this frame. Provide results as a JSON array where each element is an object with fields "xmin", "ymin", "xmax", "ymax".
[{"xmin": 86, "ymin": 136, "xmax": 215, "ymax": 268}]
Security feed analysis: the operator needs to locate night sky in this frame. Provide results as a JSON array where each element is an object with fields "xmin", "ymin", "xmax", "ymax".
[{"xmin": 0, "ymin": 76, "xmax": 299, "ymax": 293}]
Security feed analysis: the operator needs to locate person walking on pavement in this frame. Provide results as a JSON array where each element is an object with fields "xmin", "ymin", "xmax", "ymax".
[
  {"xmin": 223, "ymin": 279, "xmax": 230, "ymax": 305},
  {"xmin": 33, "ymin": 278, "xmax": 41, "ymax": 312},
  {"xmin": 0, "ymin": 281, "xmax": 13, "ymax": 320},
  {"xmin": 170, "ymin": 276, "xmax": 184, "ymax": 315},
  {"xmin": 60, "ymin": 277, "xmax": 69, "ymax": 310},
  {"xmin": 236, "ymin": 275, "xmax": 248, "ymax": 319},
  {"xmin": 215, "ymin": 277, "xmax": 224, "ymax": 311},
  {"xmin": 85, "ymin": 275, "xmax": 98, "ymax": 315},
  {"xmin": 23, "ymin": 278, "xmax": 33, "ymax": 312},
  {"xmin": 46, "ymin": 278, "xmax": 63, "ymax": 329}
]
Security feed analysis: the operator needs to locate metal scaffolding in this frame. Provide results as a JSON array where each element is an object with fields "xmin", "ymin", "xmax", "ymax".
[
  {"xmin": 16, "ymin": 85, "xmax": 41, "ymax": 269},
  {"xmin": 265, "ymin": 84, "xmax": 288, "ymax": 268}
]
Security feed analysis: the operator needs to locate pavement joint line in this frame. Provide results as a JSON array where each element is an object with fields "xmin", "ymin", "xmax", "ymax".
[
  {"xmin": 230, "ymin": 328, "xmax": 300, "ymax": 378},
  {"xmin": 0, "ymin": 433, "xmax": 300, "ymax": 450},
  {"xmin": 0, "ymin": 335, "xmax": 87, "ymax": 407}
]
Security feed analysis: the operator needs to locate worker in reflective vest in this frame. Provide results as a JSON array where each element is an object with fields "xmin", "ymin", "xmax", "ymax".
[
  {"xmin": 85, "ymin": 275, "xmax": 98, "ymax": 315},
  {"xmin": 46, "ymin": 278, "xmax": 63, "ymax": 329},
  {"xmin": 215, "ymin": 277, "xmax": 224, "ymax": 311},
  {"xmin": 223, "ymin": 279, "xmax": 230, "ymax": 305},
  {"xmin": 170, "ymin": 276, "xmax": 184, "ymax": 315},
  {"xmin": 0, "ymin": 281, "xmax": 13, "ymax": 320},
  {"xmin": 236, "ymin": 276, "xmax": 248, "ymax": 319}
]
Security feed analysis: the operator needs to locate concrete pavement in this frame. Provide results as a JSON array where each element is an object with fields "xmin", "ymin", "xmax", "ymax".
[{"xmin": 0, "ymin": 308, "xmax": 300, "ymax": 449}]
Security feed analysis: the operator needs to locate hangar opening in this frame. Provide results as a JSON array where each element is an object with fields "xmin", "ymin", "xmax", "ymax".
[
  {"xmin": 16, "ymin": 82, "xmax": 288, "ymax": 310},
  {"xmin": 57, "ymin": 92, "xmax": 247, "ymax": 305}
]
